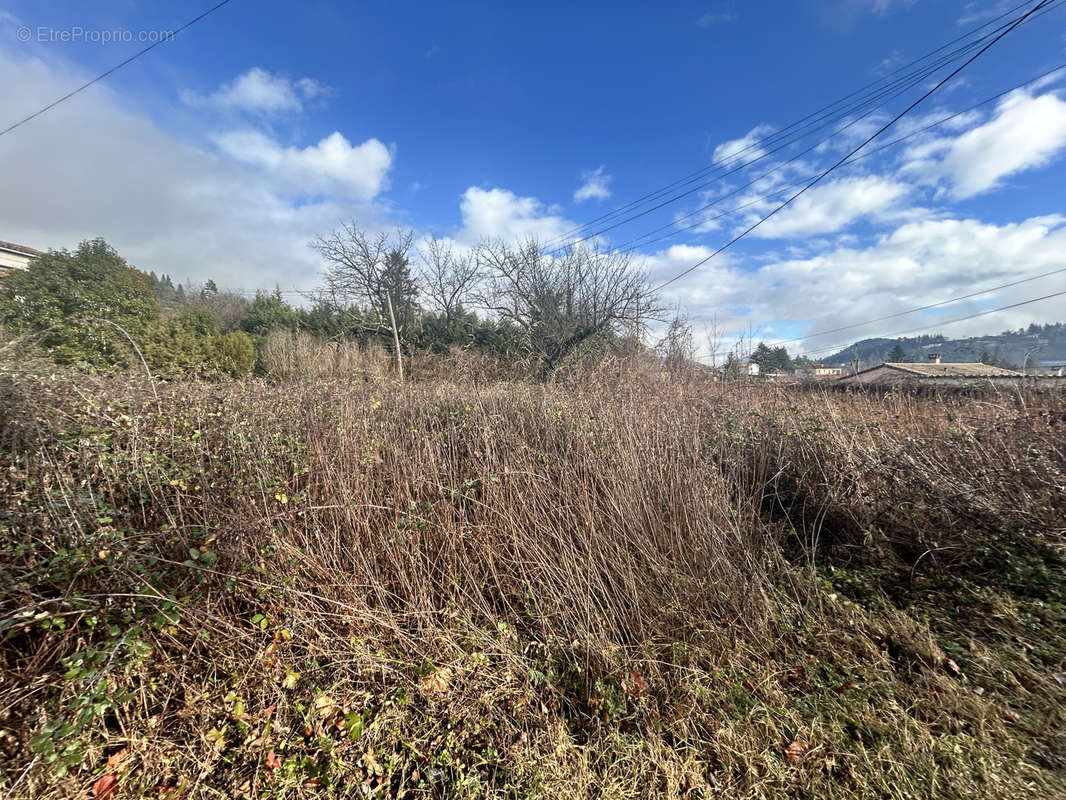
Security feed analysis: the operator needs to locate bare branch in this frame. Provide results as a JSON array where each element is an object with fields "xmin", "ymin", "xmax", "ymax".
[
  {"xmin": 475, "ymin": 239, "xmax": 659, "ymax": 372},
  {"xmin": 417, "ymin": 235, "xmax": 481, "ymax": 327},
  {"xmin": 310, "ymin": 223, "xmax": 419, "ymax": 378}
]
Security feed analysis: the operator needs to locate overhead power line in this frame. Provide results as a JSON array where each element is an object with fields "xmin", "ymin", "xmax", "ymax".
[
  {"xmin": 693, "ymin": 287, "xmax": 1066, "ymax": 364},
  {"xmin": 549, "ymin": 32, "xmax": 985, "ymax": 252},
  {"xmin": 547, "ymin": 39, "xmax": 975, "ymax": 253},
  {"xmin": 540, "ymin": 0, "xmax": 1061, "ymax": 252},
  {"xmin": 652, "ymin": 0, "xmax": 1052, "ymax": 293},
  {"xmin": 690, "ymin": 265, "xmax": 1066, "ymax": 362},
  {"xmin": 0, "ymin": 0, "xmax": 237, "ymax": 138},
  {"xmin": 769, "ymin": 266, "xmax": 1066, "ymax": 348},
  {"xmin": 789, "ymin": 287, "xmax": 1066, "ymax": 362},
  {"xmin": 613, "ymin": 62, "xmax": 1066, "ymax": 257}
]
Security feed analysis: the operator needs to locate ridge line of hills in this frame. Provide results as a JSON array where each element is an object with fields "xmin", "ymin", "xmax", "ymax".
[{"xmin": 819, "ymin": 322, "xmax": 1066, "ymax": 369}]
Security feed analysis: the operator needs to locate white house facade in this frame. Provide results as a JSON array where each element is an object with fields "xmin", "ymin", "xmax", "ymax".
[{"xmin": 0, "ymin": 240, "xmax": 42, "ymax": 275}]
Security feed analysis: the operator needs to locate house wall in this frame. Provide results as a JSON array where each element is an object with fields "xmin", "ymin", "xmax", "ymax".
[
  {"xmin": 0, "ymin": 248, "xmax": 35, "ymax": 274},
  {"xmin": 797, "ymin": 367, "xmax": 843, "ymax": 380}
]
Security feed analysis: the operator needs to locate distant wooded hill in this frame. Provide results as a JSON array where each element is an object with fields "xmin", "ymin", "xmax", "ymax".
[{"xmin": 822, "ymin": 322, "xmax": 1066, "ymax": 369}]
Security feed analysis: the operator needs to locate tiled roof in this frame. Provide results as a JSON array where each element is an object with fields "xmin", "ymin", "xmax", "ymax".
[
  {"xmin": 0, "ymin": 240, "xmax": 42, "ymax": 257},
  {"xmin": 882, "ymin": 361, "xmax": 1023, "ymax": 377}
]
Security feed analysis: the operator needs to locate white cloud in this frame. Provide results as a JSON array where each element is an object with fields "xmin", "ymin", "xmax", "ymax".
[
  {"xmin": 816, "ymin": 0, "xmax": 917, "ymax": 32},
  {"xmin": 456, "ymin": 187, "xmax": 577, "ymax": 244},
  {"xmin": 573, "ymin": 166, "xmax": 612, "ymax": 202},
  {"xmin": 712, "ymin": 123, "xmax": 774, "ymax": 165},
  {"xmin": 697, "ymin": 2, "xmax": 738, "ymax": 26},
  {"xmin": 182, "ymin": 67, "xmax": 328, "ymax": 115},
  {"xmin": 869, "ymin": 0, "xmax": 916, "ymax": 12},
  {"xmin": 642, "ymin": 244, "xmax": 758, "ymax": 358},
  {"xmin": 645, "ymin": 244, "xmax": 740, "ymax": 298},
  {"xmin": 664, "ymin": 216, "xmax": 1066, "ymax": 356},
  {"xmin": 929, "ymin": 91, "xmax": 1066, "ymax": 199},
  {"xmin": 213, "ymin": 129, "xmax": 393, "ymax": 201},
  {"xmin": 0, "ymin": 48, "xmax": 584, "ymax": 297},
  {"xmin": 876, "ymin": 49, "xmax": 904, "ymax": 75},
  {"xmin": 686, "ymin": 92, "xmax": 1066, "ymax": 244},
  {"xmin": 747, "ymin": 175, "xmax": 911, "ymax": 238},
  {"xmin": 0, "ymin": 48, "xmax": 389, "ymax": 292},
  {"xmin": 781, "ymin": 216, "xmax": 1066, "ymax": 349},
  {"xmin": 957, "ymin": 0, "xmax": 1015, "ymax": 25}
]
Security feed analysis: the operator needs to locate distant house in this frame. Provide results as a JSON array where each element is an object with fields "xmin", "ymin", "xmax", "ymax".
[
  {"xmin": 795, "ymin": 364, "xmax": 843, "ymax": 380},
  {"xmin": 1038, "ymin": 363, "xmax": 1066, "ymax": 377},
  {"xmin": 738, "ymin": 361, "xmax": 759, "ymax": 377},
  {"xmin": 838, "ymin": 353, "xmax": 1025, "ymax": 386},
  {"xmin": 0, "ymin": 240, "xmax": 42, "ymax": 276}
]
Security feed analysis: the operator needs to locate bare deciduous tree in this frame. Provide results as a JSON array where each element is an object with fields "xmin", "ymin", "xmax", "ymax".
[
  {"xmin": 417, "ymin": 235, "xmax": 481, "ymax": 329},
  {"xmin": 312, "ymin": 223, "xmax": 418, "ymax": 379},
  {"xmin": 477, "ymin": 239, "xmax": 658, "ymax": 373},
  {"xmin": 657, "ymin": 307, "xmax": 696, "ymax": 378},
  {"xmin": 701, "ymin": 316, "xmax": 724, "ymax": 372}
]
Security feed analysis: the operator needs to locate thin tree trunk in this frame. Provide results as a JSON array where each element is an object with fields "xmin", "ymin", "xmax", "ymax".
[{"xmin": 385, "ymin": 293, "xmax": 403, "ymax": 380}]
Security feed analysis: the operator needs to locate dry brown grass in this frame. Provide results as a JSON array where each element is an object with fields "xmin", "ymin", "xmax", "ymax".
[
  {"xmin": 256, "ymin": 330, "xmax": 393, "ymax": 382},
  {"xmin": 0, "ymin": 370, "xmax": 1063, "ymax": 799}
]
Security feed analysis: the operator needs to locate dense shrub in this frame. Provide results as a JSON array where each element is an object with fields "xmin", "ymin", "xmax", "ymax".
[
  {"xmin": 0, "ymin": 239, "xmax": 157, "ymax": 368},
  {"xmin": 215, "ymin": 330, "xmax": 255, "ymax": 377},
  {"xmin": 141, "ymin": 311, "xmax": 257, "ymax": 379},
  {"xmin": 1, "ymin": 376, "xmax": 1063, "ymax": 799},
  {"xmin": 0, "ymin": 240, "xmax": 266, "ymax": 380},
  {"xmin": 240, "ymin": 289, "xmax": 299, "ymax": 338},
  {"xmin": 140, "ymin": 308, "xmax": 219, "ymax": 378}
]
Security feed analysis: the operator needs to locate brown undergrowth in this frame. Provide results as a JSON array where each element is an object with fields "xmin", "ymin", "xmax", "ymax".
[{"xmin": 0, "ymin": 372, "xmax": 1063, "ymax": 798}]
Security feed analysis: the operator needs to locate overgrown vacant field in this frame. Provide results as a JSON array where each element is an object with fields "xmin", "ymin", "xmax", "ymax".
[{"xmin": 1, "ymin": 371, "xmax": 1064, "ymax": 799}]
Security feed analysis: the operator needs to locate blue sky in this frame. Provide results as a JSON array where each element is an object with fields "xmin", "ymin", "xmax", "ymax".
[{"xmin": 2, "ymin": 0, "xmax": 1065, "ymax": 357}]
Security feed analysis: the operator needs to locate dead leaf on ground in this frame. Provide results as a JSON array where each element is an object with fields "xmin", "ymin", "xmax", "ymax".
[
  {"xmin": 419, "ymin": 667, "xmax": 452, "ymax": 696},
  {"xmin": 105, "ymin": 748, "xmax": 129, "ymax": 771},
  {"xmin": 945, "ymin": 658, "xmax": 961, "ymax": 677},
  {"xmin": 621, "ymin": 671, "xmax": 649, "ymax": 698},
  {"xmin": 92, "ymin": 774, "xmax": 119, "ymax": 799},
  {"xmin": 783, "ymin": 665, "xmax": 808, "ymax": 687},
  {"xmin": 363, "ymin": 749, "xmax": 383, "ymax": 777},
  {"xmin": 265, "ymin": 749, "xmax": 282, "ymax": 771},
  {"xmin": 785, "ymin": 738, "xmax": 810, "ymax": 764},
  {"xmin": 314, "ymin": 694, "xmax": 339, "ymax": 718}
]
